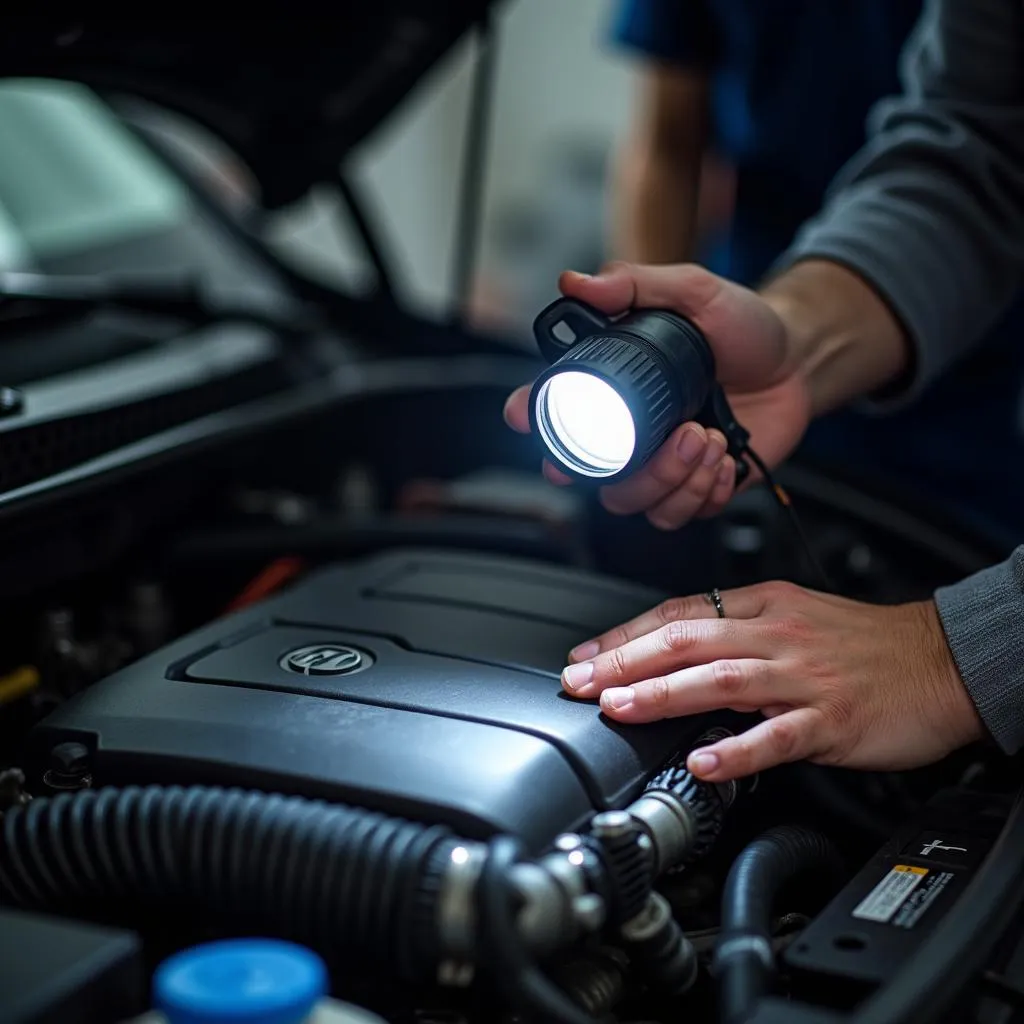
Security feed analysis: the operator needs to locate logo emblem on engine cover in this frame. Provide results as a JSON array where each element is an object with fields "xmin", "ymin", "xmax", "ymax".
[{"xmin": 281, "ymin": 644, "xmax": 367, "ymax": 676}]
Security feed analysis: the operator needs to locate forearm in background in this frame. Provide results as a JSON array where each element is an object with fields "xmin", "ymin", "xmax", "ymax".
[
  {"xmin": 611, "ymin": 143, "xmax": 700, "ymax": 263},
  {"xmin": 769, "ymin": 1, "xmax": 1024, "ymax": 413},
  {"xmin": 611, "ymin": 64, "xmax": 709, "ymax": 265},
  {"xmin": 760, "ymin": 259, "xmax": 911, "ymax": 417}
]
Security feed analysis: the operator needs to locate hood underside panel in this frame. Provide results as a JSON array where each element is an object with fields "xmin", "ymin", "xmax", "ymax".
[{"xmin": 1, "ymin": 8, "xmax": 496, "ymax": 207}]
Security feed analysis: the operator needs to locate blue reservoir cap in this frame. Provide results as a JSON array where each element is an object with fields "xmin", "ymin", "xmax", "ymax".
[{"xmin": 154, "ymin": 939, "xmax": 328, "ymax": 1024}]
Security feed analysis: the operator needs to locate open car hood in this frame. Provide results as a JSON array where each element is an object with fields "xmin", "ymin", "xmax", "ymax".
[{"xmin": 1, "ymin": 7, "xmax": 496, "ymax": 208}]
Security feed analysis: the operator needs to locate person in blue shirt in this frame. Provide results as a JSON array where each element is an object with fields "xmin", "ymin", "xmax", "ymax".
[{"xmin": 609, "ymin": 0, "xmax": 1024, "ymax": 539}]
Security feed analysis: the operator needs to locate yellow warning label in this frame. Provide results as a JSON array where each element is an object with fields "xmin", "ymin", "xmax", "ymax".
[{"xmin": 853, "ymin": 864, "xmax": 930, "ymax": 923}]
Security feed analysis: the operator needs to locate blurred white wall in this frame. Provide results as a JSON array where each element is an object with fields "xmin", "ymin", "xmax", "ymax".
[
  {"xmin": 482, "ymin": 0, "xmax": 634, "ymax": 230},
  {"xmin": 267, "ymin": 0, "xmax": 635, "ymax": 316}
]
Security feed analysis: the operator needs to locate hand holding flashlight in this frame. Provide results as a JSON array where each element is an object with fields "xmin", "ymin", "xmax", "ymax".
[
  {"xmin": 505, "ymin": 263, "xmax": 813, "ymax": 530},
  {"xmin": 529, "ymin": 296, "xmax": 751, "ymax": 483}
]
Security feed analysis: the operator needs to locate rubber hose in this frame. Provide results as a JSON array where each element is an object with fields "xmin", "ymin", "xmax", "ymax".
[
  {"xmin": 0, "ymin": 785, "xmax": 458, "ymax": 981},
  {"xmin": 714, "ymin": 825, "xmax": 841, "ymax": 1023}
]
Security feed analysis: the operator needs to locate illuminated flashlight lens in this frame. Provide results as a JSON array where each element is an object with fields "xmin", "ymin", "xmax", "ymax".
[{"xmin": 536, "ymin": 371, "xmax": 636, "ymax": 478}]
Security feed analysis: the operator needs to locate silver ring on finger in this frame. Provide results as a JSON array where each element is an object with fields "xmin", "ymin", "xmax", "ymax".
[{"xmin": 704, "ymin": 587, "xmax": 725, "ymax": 618}]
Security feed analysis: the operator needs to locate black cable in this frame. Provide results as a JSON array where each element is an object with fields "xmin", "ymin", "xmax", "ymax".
[
  {"xmin": 713, "ymin": 825, "xmax": 842, "ymax": 1024},
  {"xmin": 478, "ymin": 836, "xmax": 610, "ymax": 1024},
  {"xmin": 335, "ymin": 170, "xmax": 397, "ymax": 302},
  {"xmin": 744, "ymin": 446, "xmax": 834, "ymax": 591},
  {"xmin": 451, "ymin": 12, "xmax": 498, "ymax": 325}
]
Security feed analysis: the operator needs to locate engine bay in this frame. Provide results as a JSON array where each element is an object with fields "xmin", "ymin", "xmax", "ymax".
[
  {"xmin": 3, "ymin": 509, "xmax": 1023, "ymax": 1024},
  {"xmin": 1, "ymin": 320, "xmax": 1022, "ymax": 1024},
  {"xmin": 1, "ymin": 285, "xmax": 1021, "ymax": 1023}
]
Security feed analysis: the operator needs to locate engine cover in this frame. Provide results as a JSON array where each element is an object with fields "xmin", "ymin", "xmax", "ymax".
[{"xmin": 29, "ymin": 550, "xmax": 716, "ymax": 849}]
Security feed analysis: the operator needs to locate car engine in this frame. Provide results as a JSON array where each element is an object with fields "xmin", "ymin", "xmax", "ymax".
[{"xmin": 24, "ymin": 550, "xmax": 719, "ymax": 845}]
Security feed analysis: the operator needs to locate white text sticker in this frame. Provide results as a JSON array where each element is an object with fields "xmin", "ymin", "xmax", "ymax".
[{"xmin": 852, "ymin": 864, "xmax": 928, "ymax": 924}]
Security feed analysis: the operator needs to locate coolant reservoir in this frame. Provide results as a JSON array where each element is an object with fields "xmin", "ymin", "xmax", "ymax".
[{"xmin": 130, "ymin": 938, "xmax": 387, "ymax": 1024}]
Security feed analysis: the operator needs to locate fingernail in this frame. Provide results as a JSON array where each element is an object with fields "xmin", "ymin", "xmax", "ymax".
[
  {"xmin": 570, "ymin": 641, "xmax": 600, "ymax": 662},
  {"xmin": 689, "ymin": 751, "xmax": 719, "ymax": 775},
  {"xmin": 678, "ymin": 429, "xmax": 705, "ymax": 463},
  {"xmin": 702, "ymin": 440, "xmax": 725, "ymax": 468},
  {"xmin": 562, "ymin": 662, "xmax": 594, "ymax": 691},
  {"xmin": 717, "ymin": 461, "xmax": 732, "ymax": 483},
  {"xmin": 602, "ymin": 687, "xmax": 634, "ymax": 710}
]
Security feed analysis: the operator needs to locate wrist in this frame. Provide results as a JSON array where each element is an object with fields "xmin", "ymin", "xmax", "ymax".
[
  {"xmin": 914, "ymin": 599, "xmax": 985, "ymax": 751},
  {"xmin": 760, "ymin": 259, "xmax": 910, "ymax": 417}
]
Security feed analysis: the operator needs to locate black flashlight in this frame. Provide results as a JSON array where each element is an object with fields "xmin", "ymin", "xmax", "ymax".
[{"xmin": 528, "ymin": 297, "xmax": 751, "ymax": 484}]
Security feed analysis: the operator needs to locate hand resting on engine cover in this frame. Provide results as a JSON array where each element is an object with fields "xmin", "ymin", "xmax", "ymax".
[{"xmin": 559, "ymin": 581, "xmax": 983, "ymax": 783}]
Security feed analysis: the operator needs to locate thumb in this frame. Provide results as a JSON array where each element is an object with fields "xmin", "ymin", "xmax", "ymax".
[
  {"xmin": 503, "ymin": 384, "xmax": 533, "ymax": 433},
  {"xmin": 560, "ymin": 262, "xmax": 789, "ymax": 390},
  {"xmin": 558, "ymin": 262, "xmax": 723, "ymax": 320}
]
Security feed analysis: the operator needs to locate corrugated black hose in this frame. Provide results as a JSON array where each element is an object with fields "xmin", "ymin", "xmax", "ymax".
[
  {"xmin": 0, "ymin": 785, "xmax": 459, "ymax": 981},
  {"xmin": 713, "ymin": 825, "xmax": 843, "ymax": 1023}
]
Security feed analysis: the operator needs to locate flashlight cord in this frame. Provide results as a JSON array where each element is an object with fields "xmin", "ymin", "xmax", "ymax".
[{"xmin": 742, "ymin": 447, "xmax": 834, "ymax": 592}]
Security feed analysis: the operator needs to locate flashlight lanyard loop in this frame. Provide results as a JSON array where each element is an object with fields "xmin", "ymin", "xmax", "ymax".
[{"xmin": 533, "ymin": 297, "xmax": 610, "ymax": 364}]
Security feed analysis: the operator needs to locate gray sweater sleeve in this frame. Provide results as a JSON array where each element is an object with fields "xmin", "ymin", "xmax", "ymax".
[
  {"xmin": 777, "ymin": 0, "xmax": 1024, "ymax": 403},
  {"xmin": 936, "ymin": 549, "xmax": 1024, "ymax": 754},
  {"xmin": 773, "ymin": 0, "xmax": 1024, "ymax": 753}
]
